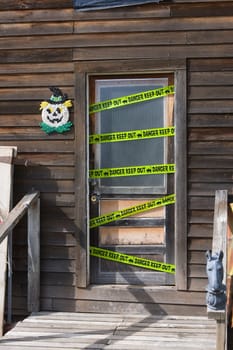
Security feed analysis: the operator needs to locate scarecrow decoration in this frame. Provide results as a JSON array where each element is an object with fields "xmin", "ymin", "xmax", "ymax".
[{"xmin": 40, "ymin": 87, "xmax": 73, "ymax": 134}]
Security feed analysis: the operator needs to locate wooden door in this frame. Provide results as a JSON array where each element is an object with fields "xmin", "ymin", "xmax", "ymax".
[{"xmin": 89, "ymin": 75, "xmax": 175, "ymax": 285}]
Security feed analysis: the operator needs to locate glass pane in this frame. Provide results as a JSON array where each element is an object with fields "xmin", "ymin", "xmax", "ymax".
[{"xmin": 94, "ymin": 78, "xmax": 169, "ymax": 192}]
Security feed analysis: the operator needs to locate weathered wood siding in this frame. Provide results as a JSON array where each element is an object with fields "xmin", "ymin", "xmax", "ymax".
[
  {"xmin": 188, "ymin": 58, "xmax": 233, "ymax": 294},
  {"xmin": 0, "ymin": 0, "xmax": 232, "ymax": 317},
  {"xmin": 0, "ymin": 0, "xmax": 76, "ymax": 316}
]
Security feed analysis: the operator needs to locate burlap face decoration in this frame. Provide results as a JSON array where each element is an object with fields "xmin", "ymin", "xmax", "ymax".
[{"xmin": 40, "ymin": 87, "xmax": 73, "ymax": 134}]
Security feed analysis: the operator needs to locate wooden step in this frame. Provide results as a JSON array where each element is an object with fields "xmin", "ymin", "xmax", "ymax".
[{"xmin": 0, "ymin": 312, "xmax": 216, "ymax": 350}]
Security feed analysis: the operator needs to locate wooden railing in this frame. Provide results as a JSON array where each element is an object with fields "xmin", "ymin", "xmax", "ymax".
[
  {"xmin": 207, "ymin": 190, "xmax": 227, "ymax": 350},
  {"xmin": 0, "ymin": 191, "xmax": 40, "ymax": 325},
  {"xmin": 207, "ymin": 190, "xmax": 233, "ymax": 350}
]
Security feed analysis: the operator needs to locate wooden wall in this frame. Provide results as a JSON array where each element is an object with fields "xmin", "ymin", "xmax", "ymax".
[
  {"xmin": 188, "ymin": 58, "xmax": 233, "ymax": 290},
  {"xmin": 0, "ymin": 0, "xmax": 233, "ymax": 317},
  {"xmin": 0, "ymin": 0, "xmax": 76, "ymax": 316}
]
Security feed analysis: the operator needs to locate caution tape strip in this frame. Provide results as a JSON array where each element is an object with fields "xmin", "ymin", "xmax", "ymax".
[
  {"xmin": 89, "ymin": 126, "xmax": 175, "ymax": 144},
  {"xmin": 90, "ymin": 246, "xmax": 175, "ymax": 274},
  {"xmin": 90, "ymin": 194, "xmax": 175, "ymax": 228},
  {"xmin": 89, "ymin": 163, "xmax": 175, "ymax": 179},
  {"xmin": 89, "ymin": 85, "xmax": 175, "ymax": 114}
]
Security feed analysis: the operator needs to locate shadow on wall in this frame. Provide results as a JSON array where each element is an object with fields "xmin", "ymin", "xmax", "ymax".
[{"xmin": 9, "ymin": 162, "xmax": 77, "ymax": 318}]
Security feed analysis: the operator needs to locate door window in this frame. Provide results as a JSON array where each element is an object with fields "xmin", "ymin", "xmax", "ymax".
[{"xmin": 92, "ymin": 78, "xmax": 171, "ymax": 194}]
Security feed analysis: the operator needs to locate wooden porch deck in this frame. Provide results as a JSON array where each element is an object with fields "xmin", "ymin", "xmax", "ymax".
[{"xmin": 0, "ymin": 312, "xmax": 216, "ymax": 350}]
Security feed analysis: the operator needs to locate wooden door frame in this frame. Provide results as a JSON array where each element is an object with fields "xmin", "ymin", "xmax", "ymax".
[{"xmin": 74, "ymin": 59, "xmax": 187, "ymax": 290}]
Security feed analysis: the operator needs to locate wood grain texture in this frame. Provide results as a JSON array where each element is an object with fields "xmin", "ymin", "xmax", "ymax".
[
  {"xmin": 27, "ymin": 197, "xmax": 40, "ymax": 312},
  {"xmin": 0, "ymin": 312, "xmax": 216, "ymax": 350},
  {"xmin": 0, "ymin": 147, "xmax": 15, "ymax": 335},
  {"xmin": 175, "ymin": 69, "xmax": 187, "ymax": 290}
]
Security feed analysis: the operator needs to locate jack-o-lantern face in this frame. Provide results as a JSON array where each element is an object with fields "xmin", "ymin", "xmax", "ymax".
[
  {"xmin": 40, "ymin": 87, "xmax": 73, "ymax": 134},
  {"xmin": 41, "ymin": 102, "xmax": 69, "ymax": 128}
]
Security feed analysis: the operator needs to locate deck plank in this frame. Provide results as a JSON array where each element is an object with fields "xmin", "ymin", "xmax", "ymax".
[{"xmin": 0, "ymin": 312, "xmax": 216, "ymax": 350}]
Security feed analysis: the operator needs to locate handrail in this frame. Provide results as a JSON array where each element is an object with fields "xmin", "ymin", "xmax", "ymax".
[
  {"xmin": 0, "ymin": 191, "xmax": 40, "ymax": 320},
  {"xmin": 207, "ymin": 190, "xmax": 227, "ymax": 350},
  {"xmin": 0, "ymin": 191, "xmax": 39, "ymax": 244}
]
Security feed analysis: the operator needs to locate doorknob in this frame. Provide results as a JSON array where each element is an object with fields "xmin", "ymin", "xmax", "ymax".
[{"xmin": 90, "ymin": 193, "xmax": 99, "ymax": 203}]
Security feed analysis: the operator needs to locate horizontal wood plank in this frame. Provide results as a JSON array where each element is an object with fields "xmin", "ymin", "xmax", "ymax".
[
  {"xmin": 0, "ymin": 62, "xmax": 73, "ymax": 74},
  {"xmin": 189, "ymin": 169, "xmax": 233, "ymax": 182},
  {"xmin": 0, "ymin": 9, "xmax": 74, "ymax": 23},
  {"xmin": 189, "ymin": 58, "xmax": 233, "ymax": 72},
  {"xmin": 188, "ymin": 224, "xmax": 213, "ymax": 238},
  {"xmin": 0, "ymin": 0, "xmax": 73, "ymax": 10},
  {"xmin": 0, "ymin": 140, "xmax": 74, "ymax": 152},
  {"xmin": 1, "ymin": 30, "xmax": 233, "ymax": 49},
  {"xmin": 189, "ymin": 183, "xmax": 233, "ymax": 196},
  {"xmin": 189, "ymin": 155, "xmax": 233, "ymax": 168},
  {"xmin": 0, "ymin": 23, "xmax": 73, "ymax": 36},
  {"xmin": 74, "ymin": 17, "xmax": 233, "ymax": 34},
  {"xmin": 171, "ymin": 2, "xmax": 233, "ymax": 17},
  {"xmin": 76, "ymin": 300, "xmax": 207, "ymax": 316},
  {"xmin": 188, "ymin": 197, "xmax": 214, "ymax": 210},
  {"xmin": 76, "ymin": 286, "xmax": 205, "ymax": 305},
  {"xmin": 188, "ymin": 211, "xmax": 214, "ymax": 224},
  {"xmin": 74, "ymin": 44, "xmax": 233, "ymax": 61},
  {"xmin": 189, "ymin": 141, "xmax": 233, "ymax": 155},
  {"xmin": 0, "ymin": 48, "xmax": 72, "ymax": 63},
  {"xmin": 189, "ymin": 71, "xmax": 233, "ymax": 85},
  {"xmin": 0, "ymin": 312, "xmax": 216, "ymax": 350},
  {"xmin": 0, "ymin": 73, "xmax": 73, "ymax": 87},
  {"xmin": 189, "ymin": 114, "xmax": 233, "ymax": 127}
]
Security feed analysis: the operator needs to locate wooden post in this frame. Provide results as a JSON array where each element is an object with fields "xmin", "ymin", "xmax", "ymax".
[
  {"xmin": 227, "ymin": 202, "xmax": 233, "ymax": 347},
  {"xmin": 207, "ymin": 190, "xmax": 228, "ymax": 350},
  {"xmin": 217, "ymin": 320, "xmax": 226, "ymax": 350},
  {"xmin": 27, "ymin": 196, "xmax": 40, "ymax": 313},
  {"xmin": 0, "ymin": 146, "xmax": 16, "ymax": 336},
  {"xmin": 212, "ymin": 190, "xmax": 228, "ymax": 280},
  {"xmin": 175, "ymin": 68, "xmax": 187, "ymax": 291},
  {"xmin": 208, "ymin": 311, "xmax": 226, "ymax": 350}
]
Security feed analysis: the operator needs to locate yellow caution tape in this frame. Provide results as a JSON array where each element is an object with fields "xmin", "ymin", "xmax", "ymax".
[
  {"xmin": 89, "ymin": 163, "xmax": 175, "ymax": 179},
  {"xmin": 90, "ymin": 194, "xmax": 175, "ymax": 228},
  {"xmin": 89, "ymin": 85, "xmax": 175, "ymax": 114},
  {"xmin": 90, "ymin": 246, "xmax": 175, "ymax": 274},
  {"xmin": 89, "ymin": 126, "xmax": 175, "ymax": 144}
]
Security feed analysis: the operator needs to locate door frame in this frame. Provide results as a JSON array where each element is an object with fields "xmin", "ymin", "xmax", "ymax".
[
  {"xmin": 89, "ymin": 74, "xmax": 175, "ymax": 286},
  {"xmin": 74, "ymin": 59, "xmax": 187, "ymax": 290}
]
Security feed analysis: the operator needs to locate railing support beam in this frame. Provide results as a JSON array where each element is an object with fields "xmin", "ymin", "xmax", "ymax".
[
  {"xmin": 0, "ymin": 190, "xmax": 40, "ymax": 322},
  {"xmin": 28, "ymin": 196, "xmax": 40, "ymax": 313}
]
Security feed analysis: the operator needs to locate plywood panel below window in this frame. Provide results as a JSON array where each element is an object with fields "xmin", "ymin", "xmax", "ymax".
[
  {"xmin": 99, "ymin": 227, "xmax": 164, "ymax": 245},
  {"xmin": 100, "ymin": 200, "xmax": 165, "ymax": 218}
]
